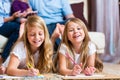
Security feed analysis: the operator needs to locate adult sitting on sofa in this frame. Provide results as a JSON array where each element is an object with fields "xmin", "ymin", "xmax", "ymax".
[{"xmin": 0, "ymin": 0, "xmax": 20, "ymax": 65}]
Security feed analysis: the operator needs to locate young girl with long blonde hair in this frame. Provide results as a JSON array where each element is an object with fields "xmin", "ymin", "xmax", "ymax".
[
  {"xmin": 0, "ymin": 15, "xmax": 54, "ymax": 76},
  {"xmin": 57, "ymin": 18, "xmax": 103, "ymax": 76}
]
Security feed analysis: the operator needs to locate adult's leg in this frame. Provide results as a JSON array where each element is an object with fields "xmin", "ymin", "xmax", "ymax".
[
  {"xmin": 0, "ymin": 22, "xmax": 20, "ymax": 62},
  {"xmin": 47, "ymin": 23, "xmax": 60, "ymax": 51},
  {"xmin": 0, "ymin": 22, "xmax": 20, "ymax": 37},
  {"xmin": 47, "ymin": 21, "xmax": 66, "ymax": 52}
]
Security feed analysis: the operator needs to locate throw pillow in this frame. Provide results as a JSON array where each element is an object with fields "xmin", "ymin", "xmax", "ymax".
[{"xmin": 71, "ymin": 2, "xmax": 88, "ymax": 26}]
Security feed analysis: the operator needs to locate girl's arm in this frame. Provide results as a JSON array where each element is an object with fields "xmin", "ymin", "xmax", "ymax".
[
  {"xmin": 83, "ymin": 53, "xmax": 96, "ymax": 76},
  {"xmin": 59, "ymin": 52, "xmax": 73, "ymax": 75},
  {"xmin": 6, "ymin": 54, "xmax": 28, "ymax": 76},
  {"xmin": 59, "ymin": 52, "xmax": 82, "ymax": 76},
  {"xmin": 6, "ymin": 54, "xmax": 39, "ymax": 76},
  {"xmin": 87, "ymin": 53, "xmax": 96, "ymax": 67}
]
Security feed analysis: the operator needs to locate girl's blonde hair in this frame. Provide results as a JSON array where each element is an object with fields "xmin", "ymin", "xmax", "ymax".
[
  {"xmin": 60, "ymin": 18, "xmax": 103, "ymax": 72},
  {"xmin": 21, "ymin": 15, "xmax": 53, "ymax": 73}
]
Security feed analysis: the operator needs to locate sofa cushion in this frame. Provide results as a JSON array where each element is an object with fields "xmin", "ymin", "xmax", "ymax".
[
  {"xmin": 0, "ymin": 35, "xmax": 8, "ymax": 53},
  {"xmin": 88, "ymin": 32, "xmax": 105, "ymax": 54}
]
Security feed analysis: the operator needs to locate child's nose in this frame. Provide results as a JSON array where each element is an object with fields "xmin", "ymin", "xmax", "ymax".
[
  {"xmin": 74, "ymin": 28, "xmax": 78, "ymax": 33},
  {"xmin": 35, "ymin": 34, "xmax": 39, "ymax": 39}
]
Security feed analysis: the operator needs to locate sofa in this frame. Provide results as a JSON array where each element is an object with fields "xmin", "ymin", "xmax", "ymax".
[{"xmin": 0, "ymin": 32, "xmax": 105, "ymax": 54}]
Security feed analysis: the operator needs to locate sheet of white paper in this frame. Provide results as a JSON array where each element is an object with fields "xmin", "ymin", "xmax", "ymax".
[
  {"xmin": 59, "ymin": 74, "xmax": 105, "ymax": 79},
  {"xmin": 0, "ymin": 74, "xmax": 44, "ymax": 79},
  {"xmin": 0, "ymin": 75, "xmax": 22, "ymax": 79}
]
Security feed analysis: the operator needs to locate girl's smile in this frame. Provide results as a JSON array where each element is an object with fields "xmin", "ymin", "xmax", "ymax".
[
  {"xmin": 67, "ymin": 22, "xmax": 85, "ymax": 44},
  {"xmin": 27, "ymin": 26, "xmax": 44, "ymax": 50}
]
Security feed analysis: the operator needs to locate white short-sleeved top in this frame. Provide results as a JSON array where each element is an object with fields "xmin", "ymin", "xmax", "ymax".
[
  {"xmin": 2, "ymin": 41, "xmax": 39, "ymax": 68},
  {"xmin": 59, "ymin": 42, "xmax": 96, "ymax": 64}
]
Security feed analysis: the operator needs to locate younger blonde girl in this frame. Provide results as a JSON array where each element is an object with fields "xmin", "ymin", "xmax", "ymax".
[{"xmin": 57, "ymin": 18, "xmax": 103, "ymax": 76}]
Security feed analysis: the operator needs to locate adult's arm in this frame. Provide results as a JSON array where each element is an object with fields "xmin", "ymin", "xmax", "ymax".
[
  {"xmin": 62, "ymin": 0, "xmax": 75, "ymax": 19},
  {"xmin": 4, "ymin": 11, "xmax": 21, "ymax": 22},
  {"xmin": 65, "ymin": 14, "xmax": 75, "ymax": 19}
]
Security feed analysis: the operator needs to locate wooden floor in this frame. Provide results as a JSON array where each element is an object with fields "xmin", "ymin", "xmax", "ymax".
[{"xmin": 103, "ymin": 62, "xmax": 120, "ymax": 76}]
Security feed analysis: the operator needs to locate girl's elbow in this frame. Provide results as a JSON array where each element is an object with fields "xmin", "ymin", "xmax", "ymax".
[
  {"xmin": 6, "ymin": 68, "xmax": 14, "ymax": 76},
  {"xmin": 6, "ymin": 68, "xmax": 10, "ymax": 75},
  {"xmin": 59, "ymin": 68, "xmax": 67, "ymax": 75}
]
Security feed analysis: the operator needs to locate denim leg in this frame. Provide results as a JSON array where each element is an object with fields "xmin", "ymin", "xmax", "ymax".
[
  {"xmin": 0, "ymin": 22, "xmax": 20, "ymax": 37},
  {"xmin": 47, "ymin": 21, "xmax": 66, "ymax": 51},
  {"xmin": 47, "ymin": 23, "xmax": 55, "ymax": 37},
  {"xmin": 0, "ymin": 22, "xmax": 20, "ymax": 60}
]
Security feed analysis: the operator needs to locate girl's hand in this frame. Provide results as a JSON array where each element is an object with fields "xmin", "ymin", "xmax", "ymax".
[
  {"xmin": 27, "ymin": 68, "xmax": 40, "ymax": 76},
  {"xmin": 12, "ymin": 11, "xmax": 21, "ymax": 19},
  {"xmin": 71, "ymin": 64, "xmax": 82, "ymax": 76},
  {"xmin": 0, "ymin": 66, "xmax": 6, "ymax": 74},
  {"xmin": 57, "ymin": 23, "xmax": 65, "ymax": 35},
  {"xmin": 83, "ymin": 66, "xmax": 96, "ymax": 76},
  {"xmin": 21, "ymin": 11, "xmax": 28, "ymax": 18}
]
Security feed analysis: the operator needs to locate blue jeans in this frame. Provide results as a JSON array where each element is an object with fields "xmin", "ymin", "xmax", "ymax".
[
  {"xmin": 0, "ymin": 21, "xmax": 20, "ymax": 61},
  {"xmin": 47, "ymin": 21, "xmax": 67, "ymax": 51}
]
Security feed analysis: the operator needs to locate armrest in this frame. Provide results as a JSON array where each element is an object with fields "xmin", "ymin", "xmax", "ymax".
[
  {"xmin": 88, "ymin": 32, "xmax": 105, "ymax": 54},
  {"xmin": 0, "ymin": 35, "xmax": 8, "ymax": 53}
]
